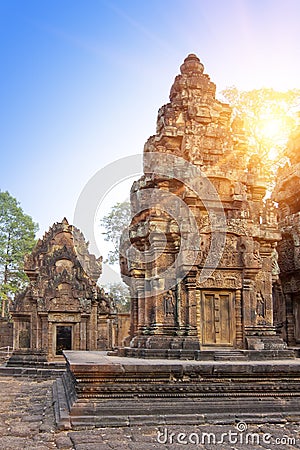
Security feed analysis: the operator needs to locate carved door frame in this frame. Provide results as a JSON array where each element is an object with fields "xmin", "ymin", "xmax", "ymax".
[
  {"xmin": 53, "ymin": 323, "xmax": 74, "ymax": 356},
  {"xmin": 200, "ymin": 290, "xmax": 236, "ymax": 347}
]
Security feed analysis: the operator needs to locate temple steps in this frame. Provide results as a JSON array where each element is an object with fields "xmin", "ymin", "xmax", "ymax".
[
  {"xmin": 0, "ymin": 365, "xmax": 65, "ymax": 379},
  {"xmin": 214, "ymin": 350, "xmax": 248, "ymax": 361}
]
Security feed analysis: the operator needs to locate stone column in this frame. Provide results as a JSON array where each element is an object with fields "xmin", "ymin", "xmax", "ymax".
[
  {"xmin": 243, "ymin": 277, "xmax": 255, "ymax": 329},
  {"xmin": 12, "ymin": 319, "xmax": 19, "ymax": 350},
  {"xmin": 285, "ymin": 293, "xmax": 296, "ymax": 345},
  {"xmin": 235, "ymin": 289, "xmax": 243, "ymax": 348},
  {"xmin": 195, "ymin": 288, "xmax": 202, "ymax": 344},
  {"xmin": 80, "ymin": 317, "xmax": 88, "ymax": 350},
  {"xmin": 73, "ymin": 322, "xmax": 80, "ymax": 350},
  {"xmin": 176, "ymin": 282, "xmax": 185, "ymax": 335},
  {"xmin": 40, "ymin": 314, "xmax": 48, "ymax": 351},
  {"xmin": 30, "ymin": 299, "xmax": 38, "ymax": 349},
  {"xmin": 184, "ymin": 272, "xmax": 198, "ymax": 337},
  {"xmin": 48, "ymin": 322, "xmax": 54, "ymax": 360},
  {"xmin": 90, "ymin": 301, "xmax": 98, "ymax": 350},
  {"xmin": 129, "ymin": 276, "xmax": 141, "ymax": 338},
  {"xmin": 136, "ymin": 279, "xmax": 146, "ymax": 333}
]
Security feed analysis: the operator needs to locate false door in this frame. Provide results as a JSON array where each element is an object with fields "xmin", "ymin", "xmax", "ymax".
[{"xmin": 201, "ymin": 291, "xmax": 235, "ymax": 346}]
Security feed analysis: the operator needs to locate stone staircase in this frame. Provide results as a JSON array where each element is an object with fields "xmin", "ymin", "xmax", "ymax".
[
  {"xmin": 214, "ymin": 349, "xmax": 248, "ymax": 361},
  {"xmin": 0, "ymin": 364, "xmax": 66, "ymax": 379},
  {"xmin": 0, "ymin": 350, "xmax": 66, "ymax": 378}
]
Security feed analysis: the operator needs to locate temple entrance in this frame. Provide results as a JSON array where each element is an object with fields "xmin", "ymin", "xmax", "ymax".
[
  {"xmin": 56, "ymin": 325, "xmax": 72, "ymax": 355},
  {"xmin": 201, "ymin": 291, "xmax": 235, "ymax": 346}
]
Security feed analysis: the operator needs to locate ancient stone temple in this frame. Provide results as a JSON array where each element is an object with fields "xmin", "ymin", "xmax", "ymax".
[
  {"xmin": 53, "ymin": 55, "xmax": 300, "ymax": 429},
  {"xmin": 273, "ymin": 122, "xmax": 300, "ymax": 346},
  {"xmin": 10, "ymin": 219, "xmax": 117, "ymax": 361},
  {"xmin": 120, "ymin": 53, "xmax": 284, "ymax": 353}
]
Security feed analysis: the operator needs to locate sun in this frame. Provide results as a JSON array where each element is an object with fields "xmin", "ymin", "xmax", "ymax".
[
  {"xmin": 256, "ymin": 110, "xmax": 291, "ymax": 160},
  {"xmin": 259, "ymin": 118, "xmax": 285, "ymax": 142}
]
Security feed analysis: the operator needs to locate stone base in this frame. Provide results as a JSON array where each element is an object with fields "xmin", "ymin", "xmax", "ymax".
[
  {"xmin": 130, "ymin": 334, "xmax": 200, "ymax": 350},
  {"xmin": 129, "ymin": 332, "xmax": 288, "ymax": 353},
  {"xmin": 115, "ymin": 346, "xmax": 296, "ymax": 360},
  {"xmin": 246, "ymin": 335, "xmax": 287, "ymax": 351},
  {"xmin": 53, "ymin": 351, "xmax": 300, "ymax": 429}
]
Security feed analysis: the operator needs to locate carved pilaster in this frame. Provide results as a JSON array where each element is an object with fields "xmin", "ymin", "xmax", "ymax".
[
  {"xmin": 285, "ymin": 293, "xmax": 296, "ymax": 346},
  {"xmin": 242, "ymin": 278, "xmax": 255, "ymax": 329},
  {"xmin": 235, "ymin": 289, "xmax": 243, "ymax": 348},
  {"xmin": 48, "ymin": 322, "xmax": 54, "ymax": 360},
  {"xmin": 90, "ymin": 301, "xmax": 98, "ymax": 350},
  {"xmin": 130, "ymin": 295, "xmax": 138, "ymax": 338},
  {"xmin": 30, "ymin": 299, "xmax": 37, "ymax": 350},
  {"xmin": 40, "ymin": 314, "xmax": 48, "ymax": 350},
  {"xmin": 184, "ymin": 272, "xmax": 198, "ymax": 336},
  {"xmin": 74, "ymin": 322, "xmax": 80, "ymax": 350},
  {"xmin": 80, "ymin": 318, "xmax": 87, "ymax": 350},
  {"xmin": 136, "ymin": 280, "xmax": 146, "ymax": 333}
]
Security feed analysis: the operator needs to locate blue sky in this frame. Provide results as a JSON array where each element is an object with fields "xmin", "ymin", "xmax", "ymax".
[{"xmin": 1, "ymin": 0, "xmax": 300, "ymax": 259}]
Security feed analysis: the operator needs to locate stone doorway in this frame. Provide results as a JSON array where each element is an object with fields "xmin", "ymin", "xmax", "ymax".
[
  {"xmin": 201, "ymin": 291, "xmax": 235, "ymax": 346},
  {"xmin": 56, "ymin": 325, "xmax": 72, "ymax": 355}
]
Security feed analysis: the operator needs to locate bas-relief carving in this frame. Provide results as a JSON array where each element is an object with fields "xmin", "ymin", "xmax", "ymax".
[
  {"xmin": 239, "ymin": 237, "xmax": 262, "ymax": 269},
  {"xmin": 48, "ymin": 313, "xmax": 81, "ymax": 323},
  {"xmin": 282, "ymin": 276, "xmax": 300, "ymax": 294},
  {"xmin": 271, "ymin": 246, "xmax": 280, "ymax": 278},
  {"xmin": 256, "ymin": 292, "xmax": 266, "ymax": 323},
  {"xmin": 163, "ymin": 291, "xmax": 175, "ymax": 318},
  {"xmin": 198, "ymin": 272, "xmax": 242, "ymax": 289}
]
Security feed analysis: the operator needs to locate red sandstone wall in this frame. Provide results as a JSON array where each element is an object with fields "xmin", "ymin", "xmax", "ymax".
[{"xmin": 0, "ymin": 319, "xmax": 13, "ymax": 349}]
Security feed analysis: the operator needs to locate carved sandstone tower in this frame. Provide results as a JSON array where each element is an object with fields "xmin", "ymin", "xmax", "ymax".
[
  {"xmin": 273, "ymin": 121, "xmax": 300, "ymax": 346},
  {"xmin": 121, "ymin": 54, "xmax": 284, "ymax": 353}
]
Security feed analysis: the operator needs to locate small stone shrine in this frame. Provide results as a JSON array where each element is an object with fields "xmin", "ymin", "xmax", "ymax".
[
  {"xmin": 273, "ymin": 121, "xmax": 300, "ymax": 345},
  {"xmin": 120, "ymin": 53, "xmax": 284, "ymax": 353},
  {"xmin": 10, "ymin": 218, "xmax": 117, "ymax": 361}
]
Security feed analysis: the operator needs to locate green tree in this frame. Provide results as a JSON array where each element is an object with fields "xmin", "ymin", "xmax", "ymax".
[
  {"xmin": 104, "ymin": 282, "xmax": 130, "ymax": 313},
  {"xmin": 0, "ymin": 191, "xmax": 38, "ymax": 317},
  {"xmin": 100, "ymin": 201, "xmax": 131, "ymax": 264},
  {"xmin": 221, "ymin": 87, "xmax": 300, "ymax": 162}
]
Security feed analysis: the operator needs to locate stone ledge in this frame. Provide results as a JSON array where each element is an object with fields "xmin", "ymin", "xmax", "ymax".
[
  {"xmin": 53, "ymin": 351, "xmax": 300, "ymax": 429},
  {"xmin": 116, "ymin": 347, "xmax": 297, "ymax": 361}
]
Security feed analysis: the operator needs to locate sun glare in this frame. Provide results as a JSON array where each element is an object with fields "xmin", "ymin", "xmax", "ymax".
[
  {"xmin": 259, "ymin": 118, "xmax": 285, "ymax": 141},
  {"xmin": 256, "ymin": 111, "xmax": 290, "ymax": 161}
]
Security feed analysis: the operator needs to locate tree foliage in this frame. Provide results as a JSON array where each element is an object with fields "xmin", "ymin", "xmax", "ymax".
[
  {"xmin": 221, "ymin": 87, "xmax": 300, "ymax": 162},
  {"xmin": 100, "ymin": 201, "xmax": 131, "ymax": 264},
  {"xmin": 0, "ymin": 191, "xmax": 38, "ymax": 317},
  {"xmin": 104, "ymin": 281, "xmax": 130, "ymax": 313}
]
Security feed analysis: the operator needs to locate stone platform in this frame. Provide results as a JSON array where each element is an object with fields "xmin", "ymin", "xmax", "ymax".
[{"xmin": 53, "ymin": 350, "xmax": 300, "ymax": 429}]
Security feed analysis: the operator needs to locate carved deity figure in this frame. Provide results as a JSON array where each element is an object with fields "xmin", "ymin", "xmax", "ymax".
[
  {"xmin": 256, "ymin": 292, "xmax": 266, "ymax": 318},
  {"xmin": 163, "ymin": 291, "xmax": 175, "ymax": 317},
  {"xmin": 271, "ymin": 246, "xmax": 280, "ymax": 277}
]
